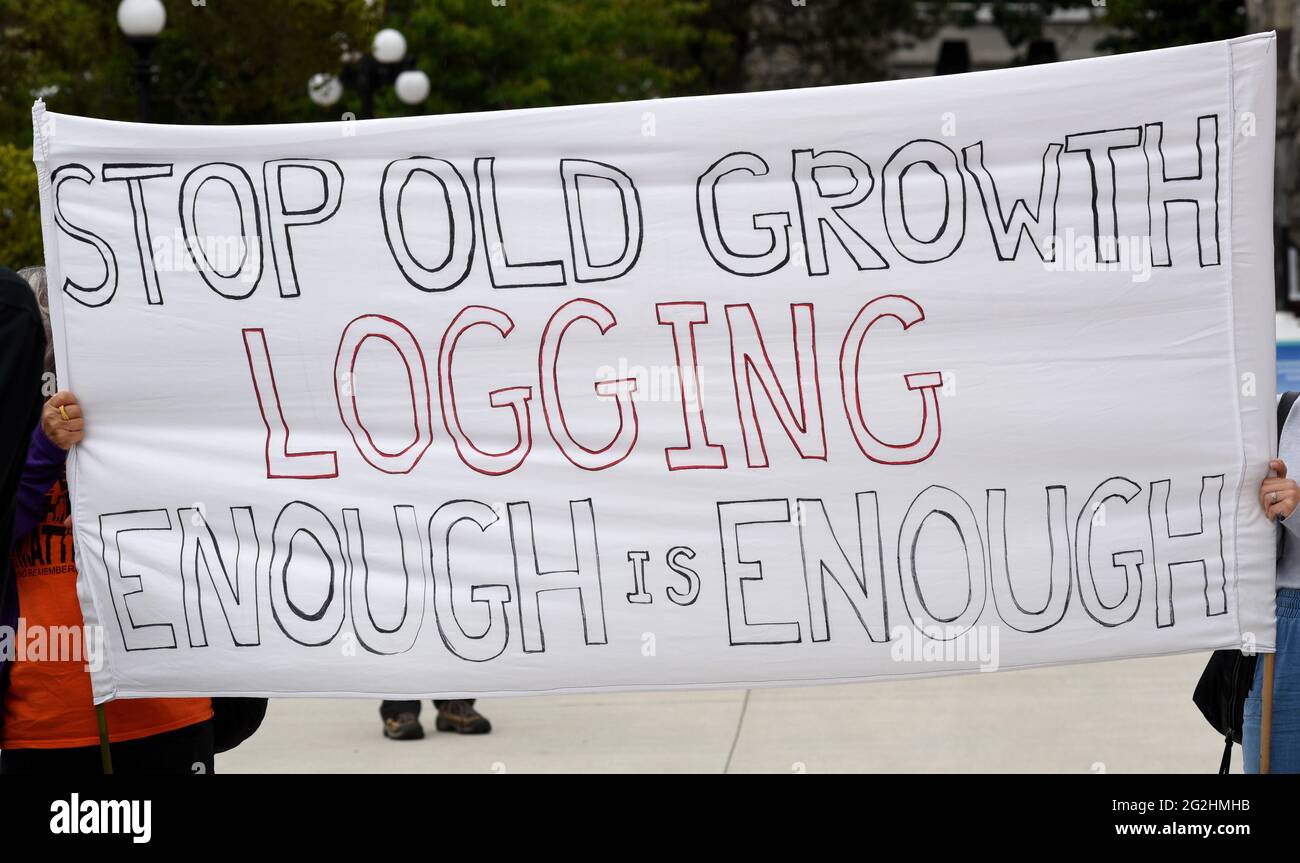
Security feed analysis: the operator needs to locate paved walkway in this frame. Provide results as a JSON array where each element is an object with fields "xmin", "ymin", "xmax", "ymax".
[{"xmin": 217, "ymin": 653, "xmax": 1234, "ymax": 773}]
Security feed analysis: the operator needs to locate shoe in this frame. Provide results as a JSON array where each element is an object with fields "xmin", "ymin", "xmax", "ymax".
[
  {"xmin": 434, "ymin": 700, "xmax": 492, "ymax": 735},
  {"xmin": 382, "ymin": 712, "xmax": 425, "ymax": 740}
]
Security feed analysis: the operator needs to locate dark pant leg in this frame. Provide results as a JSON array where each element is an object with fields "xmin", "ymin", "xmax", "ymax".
[
  {"xmin": 110, "ymin": 720, "xmax": 214, "ymax": 774},
  {"xmin": 380, "ymin": 700, "xmax": 422, "ymax": 720},
  {"xmin": 1, "ymin": 743, "xmax": 103, "ymax": 774},
  {"xmin": 433, "ymin": 699, "xmax": 475, "ymax": 709},
  {"xmin": 1, "ymin": 720, "xmax": 214, "ymax": 775}
]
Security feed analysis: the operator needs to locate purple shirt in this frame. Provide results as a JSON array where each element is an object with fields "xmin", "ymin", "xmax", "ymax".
[
  {"xmin": 2, "ymin": 426, "xmax": 67, "ymax": 688},
  {"xmin": 11, "ymin": 425, "xmax": 66, "ymax": 548}
]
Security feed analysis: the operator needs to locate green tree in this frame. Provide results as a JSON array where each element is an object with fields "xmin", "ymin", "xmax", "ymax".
[
  {"xmin": 0, "ymin": 144, "xmax": 42, "ymax": 269},
  {"xmin": 0, "ymin": 0, "xmax": 372, "ymax": 140},
  {"xmin": 371, "ymin": 0, "xmax": 706, "ymax": 117},
  {"xmin": 0, "ymin": 0, "xmax": 125, "ymax": 143},
  {"xmin": 1095, "ymin": 0, "xmax": 1246, "ymax": 53},
  {"xmin": 147, "ymin": 0, "xmax": 375, "ymax": 124}
]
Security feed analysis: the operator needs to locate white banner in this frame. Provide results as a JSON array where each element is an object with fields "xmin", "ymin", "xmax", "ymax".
[{"xmin": 32, "ymin": 35, "xmax": 1279, "ymax": 703}]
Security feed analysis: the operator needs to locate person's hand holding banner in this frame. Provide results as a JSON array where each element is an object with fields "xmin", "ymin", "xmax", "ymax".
[{"xmin": 42, "ymin": 390, "xmax": 84, "ymax": 451}]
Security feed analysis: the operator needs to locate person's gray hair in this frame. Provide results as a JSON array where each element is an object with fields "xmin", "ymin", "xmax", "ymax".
[{"xmin": 17, "ymin": 266, "xmax": 54, "ymax": 376}]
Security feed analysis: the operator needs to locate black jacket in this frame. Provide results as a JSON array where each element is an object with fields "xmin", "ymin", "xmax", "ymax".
[{"xmin": 0, "ymin": 266, "xmax": 47, "ymax": 694}]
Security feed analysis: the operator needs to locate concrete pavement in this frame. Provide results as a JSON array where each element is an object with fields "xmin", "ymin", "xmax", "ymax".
[{"xmin": 217, "ymin": 652, "xmax": 1235, "ymax": 773}]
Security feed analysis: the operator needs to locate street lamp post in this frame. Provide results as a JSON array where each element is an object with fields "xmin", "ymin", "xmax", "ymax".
[
  {"xmin": 309, "ymin": 27, "xmax": 430, "ymax": 119},
  {"xmin": 117, "ymin": 0, "xmax": 167, "ymax": 122},
  {"xmin": 360, "ymin": 28, "xmax": 406, "ymax": 119}
]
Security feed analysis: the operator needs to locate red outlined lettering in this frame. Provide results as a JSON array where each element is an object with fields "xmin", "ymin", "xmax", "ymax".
[
  {"xmin": 724, "ymin": 303, "xmax": 826, "ymax": 468},
  {"xmin": 334, "ymin": 314, "xmax": 433, "ymax": 475},
  {"xmin": 242, "ymin": 328, "xmax": 338, "ymax": 479},
  {"xmin": 539, "ymin": 298, "xmax": 638, "ymax": 471},
  {"xmin": 656, "ymin": 301, "xmax": 726, "ymax": 470},
  {"xmin": 438, "ymin": 305, "xmax": 534, "ymax": 475},
  {"xmin": 838, "ymin": 294, "xmax": 942, "ymax": 465}
]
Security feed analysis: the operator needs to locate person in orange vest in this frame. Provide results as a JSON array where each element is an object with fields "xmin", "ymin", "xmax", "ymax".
[{"xmin": 0, "ymin": 267, "xmax": 214, "ymax": 774}]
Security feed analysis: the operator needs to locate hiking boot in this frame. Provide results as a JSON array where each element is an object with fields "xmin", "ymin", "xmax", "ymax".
[
  {"xmin": 382, "ymin": 711, "xmax": 425, "ymax": 740},
  {"xmin": 434, "ymin": 700, "xmax": 492, "ymax": 734}
]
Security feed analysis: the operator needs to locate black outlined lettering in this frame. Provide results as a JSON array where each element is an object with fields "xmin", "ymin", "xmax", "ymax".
[
  {"xmin": 344, "ymin": 506, "xmax": 427, "ymax": 655},
  {"xmin": 380, "ymin": 157, "xmax": 475, "ymax": 292},
  {"xmin": 1074, "ymin": 477, "xmax": 1144, "ymax": 627},
  {"xmin": 429, "ymin": 500, "xmax": 513, "ymax": 662},
  {"xmin": 268, "ymin": 501, "xmax": 346, "ymax": 647},
  {"xmin": 52, "ymin": 164, "xmax": 119, "ymax": 308},
  {"xmin": 178, "ymin": 162, "xmax": 265, "ymax": 298},
  {"xmin": 897, "ymin": 486, "xmax": 986, "ymax": 637},
  {"xmin": 102, "ymin": 163, "xmax": 173, "ymax": 305},
  {"xmin": 881, "ymin": 139, "xmax": 966, "ymax": 263},
  {"xmin": 791, "ymin": 148, "xmax": 888, "ymax": 275},
  {"xmin": 696, "ymin": 152, "xmax": 791, "ymax": 276},
  {"xmin": 986, "ymin": 487, "xmax": 1070, "ymax": 633},
  {"xmin": 665, "ymin": 546, "xmax": 700, "ymax": 606},
  {"xmin": 1147, "ymin": 475, "xmax": 1226, "ymax": 628},
  {"xmin": 177, "ymin": 506, "xmax": 260, "ymax": 648},
  {"xmin": 263, "ymin": 158, "xmax": 344, "ymax": 298},
  {"xmin": 798, "ymin": 494, "xmax": 888, "ymax": 644},
  {"xmin": 962, "ymin": 142, "xmax": 1061, "ymax": 262},
  {"xmin": 475, "ymin": 156, "xmax": 566, "ymax": 288},
  {"xmin": 99, "ymin": 509, "xmax": 177, "ymax": 651},
  {"xmin": 625, "ymin": 551, "xmax": 652, "ymax": 604},
  {"xmin": 1063, "ymin": 128, "xmax": 1141, "ymax": 264},
  {"xmin": 717, "ymin": 499, "xmax": 801, "ymax": 645},
  {"xmin": 1143, "ymin": 114, "xmax": 1221, "ymax": 267},
  {"xmin": 560, "ymin": 158, "xmax": 643, "ymax": 283},
  {"xmin": 508, "ymin": 499, "xmax": 607, "ymax": 652}
]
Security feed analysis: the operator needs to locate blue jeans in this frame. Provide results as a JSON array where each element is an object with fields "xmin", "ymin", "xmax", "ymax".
[{"xmin": 1243, "ymin": 589, "xmax": 1300, "ymax": 773}]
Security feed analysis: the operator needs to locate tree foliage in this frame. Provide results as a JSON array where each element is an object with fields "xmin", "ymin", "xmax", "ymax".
[
  {"xmin": 1095, "ymin": 0, "xmax": 1246, "ymax": 53},
  {"xmin": 373, "ymin": 0, "xmax": 706, "ymax": 116},
  {"xmin": 0, "ymin": 144, "xmax": 41, "ymax": 269}
]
